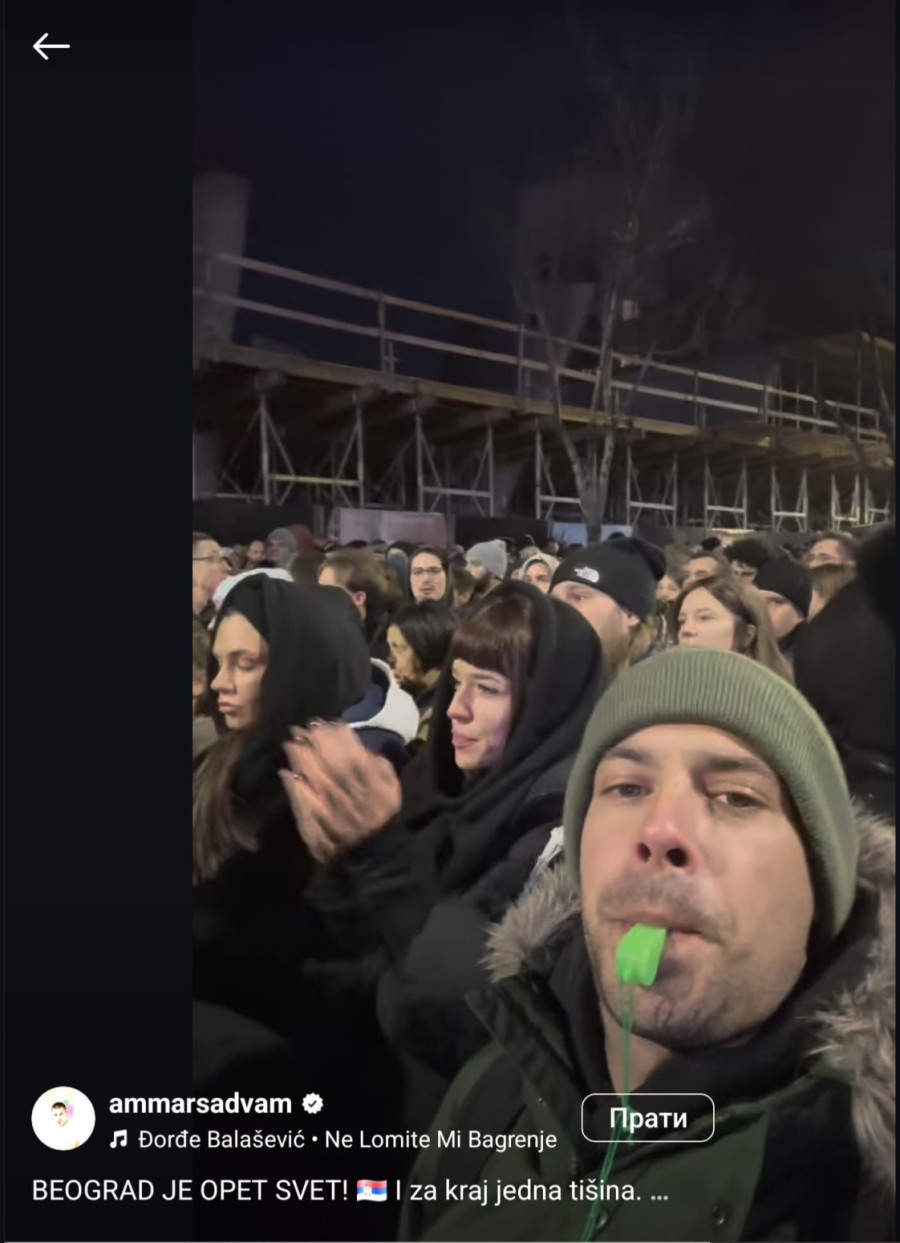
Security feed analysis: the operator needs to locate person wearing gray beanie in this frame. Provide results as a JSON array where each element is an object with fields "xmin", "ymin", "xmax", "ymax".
[
  {"xmin": 265, "ymin": 527, "xmax": 298, "ymax": 568},
  {"xmin": 465, "ymin": 539, "xmax": 508, "ymax": 585},
  {"xmin": 398, "ymin": 649, "xmax": 894, "ymax": 1243},
  {"xmin": 563, "ymin": 646, "xmax": 858, "ymax": 940}
]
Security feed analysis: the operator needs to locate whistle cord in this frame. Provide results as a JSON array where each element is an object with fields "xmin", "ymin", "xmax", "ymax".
[
  {"xmin": 579, "ymin": 922, "xmax": 667, "ymax": 1241},
  {"xmin": 579, "ymin": 980, "xmax": 634, "ymax": 1242}
]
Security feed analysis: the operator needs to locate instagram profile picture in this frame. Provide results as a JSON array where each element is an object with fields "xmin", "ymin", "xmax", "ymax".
[{"xmin": 32, "ymin": 1087, "xmax": 96, "ymax": 1151}]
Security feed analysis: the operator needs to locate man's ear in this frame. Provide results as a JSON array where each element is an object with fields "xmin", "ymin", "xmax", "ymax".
[{"xmin": 623, "ymin": 607, "xmax": 641, "ymax": 633}]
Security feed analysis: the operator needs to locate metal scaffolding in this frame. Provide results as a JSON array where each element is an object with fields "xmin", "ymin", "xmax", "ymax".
[
  {"xmin": 414, "ymin": 411, "xmax": 495, "ymax": 515},
  {"xmin": 208, "ymin": 391, "xmax": 368, "ymax": 508},
  {"xmin": 198, "ymin": 348, "xmax": 890, "ymax": 534},
  {"xmin": 274, "ymin": 400, "xmax": 365, "ymax": 508},
  {"xmin": 864, "ymin": 478, "xmax": 891, "ymax": 526},
  {"xmin": 830, "ymin": 474, "xmax": 862, "ymax": 528},
  {"xmin": 703, "ymin": 458, "xmax": 748, "ymax": 528},
  {"xmin": 770, "ymin": 465, "xmax": 809, "ymax": 531},
  {"xmin": 625, "ymin": 445, "xmax": 678, "ymax": 526},
  {"xmin": 367, "ymin": 439, "xmax": 410, "ymax": 510},
  {"xmin": 533, "ymin": 423, "xmax": 581, "ymax": 520}
]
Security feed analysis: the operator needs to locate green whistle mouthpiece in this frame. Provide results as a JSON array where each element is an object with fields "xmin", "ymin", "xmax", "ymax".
[{"xmin": 615, "ymin": 924, "xmax": 668, "ymax": 987}]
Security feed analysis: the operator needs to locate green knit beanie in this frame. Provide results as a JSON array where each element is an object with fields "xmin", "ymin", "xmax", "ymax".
[{"xmin": 563, "ymin": 647, "xmax": 859, "ymax": 942}]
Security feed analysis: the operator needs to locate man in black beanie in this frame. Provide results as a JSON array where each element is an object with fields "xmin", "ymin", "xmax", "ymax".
[
  {"xmin": 724, "ymin": 536, "xmax": 775, "ymax": 583},
  {"xmin": 551, "ymin": 536, "xmax": 665, "ymax": 684},
  {"xmin": 754, "ymin": 556, "xmax": 812, "ymax": 666}
]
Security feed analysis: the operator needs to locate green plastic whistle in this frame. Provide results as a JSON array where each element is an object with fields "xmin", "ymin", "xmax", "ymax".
[{"xmin": 615, "ymin": 924, "xmax": 668, "ymax": 987}]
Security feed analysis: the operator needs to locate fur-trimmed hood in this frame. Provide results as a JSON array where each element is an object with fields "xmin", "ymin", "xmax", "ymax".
[{"xmin": 484, "ymin": 806, "xmax": 895, "ymax": 1195}]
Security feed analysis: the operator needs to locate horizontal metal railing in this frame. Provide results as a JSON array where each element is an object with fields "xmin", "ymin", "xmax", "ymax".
[{"xmin": 192, "ymin": 249, "xmax": 886, "ymax": 441}]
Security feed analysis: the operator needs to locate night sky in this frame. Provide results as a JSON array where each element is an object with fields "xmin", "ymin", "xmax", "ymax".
[{"xmin": 194, "ymin": 0, "xmax": 894, "ymax": 336}]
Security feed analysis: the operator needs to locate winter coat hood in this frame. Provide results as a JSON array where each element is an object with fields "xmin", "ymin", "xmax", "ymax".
[
  {"xmin": 517, "ymin": 552, "xmax": 560, "ymax": 581},
  {"xmin": 209, "ymin": 578, "xmax": 371, "ymax": 806},
  {"xmin": 343, "ymin": 658, "xmax": 420, "ymax": 745},
  {"xmin": 484, "ymin": 804, "xmax": 895, "ymax": 1196},
  {"xmin": 211, "ymin": 567, "xmax": 293, "ymax": 617},
  {"xmin": 405, "ymin": 581, "xmax": 602, "ymax": 894}
]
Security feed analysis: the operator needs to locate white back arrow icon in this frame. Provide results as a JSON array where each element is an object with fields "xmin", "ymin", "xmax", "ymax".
[{"xmin": 34, "ymin": 33, "xmax": 71, "ymax": 61}]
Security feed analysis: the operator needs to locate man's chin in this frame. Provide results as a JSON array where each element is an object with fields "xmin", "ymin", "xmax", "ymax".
[{"xmin": 601, "ymin": 953, "xmax": 701, "ymax": 1016}]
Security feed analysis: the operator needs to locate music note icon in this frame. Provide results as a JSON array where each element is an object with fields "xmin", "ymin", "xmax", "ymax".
[{"xmin": 110, "ymin": 1129, "xmax": 128, "ymax": 1148}]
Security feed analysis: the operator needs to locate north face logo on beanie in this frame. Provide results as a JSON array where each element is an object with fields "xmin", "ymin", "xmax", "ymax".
[{"xmin": 552, "ymin": 541, "xmax": 663, "ymax": 619}]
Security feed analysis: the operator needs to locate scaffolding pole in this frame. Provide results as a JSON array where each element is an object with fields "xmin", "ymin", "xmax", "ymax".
[
  {"xmin": 355, "ymin": 401, "xmax": 365, "ymax": 509},
  {"xmin": 770, "ymin": 465, "xmax": 808, "ymax": 531},
  {"xmin": 265, "ymin": 405, "xmax": 364, "ymax": 508},
  {"xmin": 533, "ymin": 422, "xmax": 581, "ymax": 520},
  {"xmin": 259, "ymin": 394, "xmax": 272, "ymax": 504},
  {"xmin": 830, "ymin": 474, "xmax": 862, "ymax": 529},
  {"xmin": 864, "ymin": 478, "xmax": 891, "ymax": 526},
  {"xmin": 625, "ymin": 445, "xmax": 678, "ymax": 526},
  {"xmin": 703, "ymin": 458, "xmax": 748, "ymax": 529},
  {"xmin": 414, "ymin": 414, "xmax": 494, "ymax": 514},
  {"xmin": 368, "ymin": 439, "xmax": 410, "ymax": 510}
]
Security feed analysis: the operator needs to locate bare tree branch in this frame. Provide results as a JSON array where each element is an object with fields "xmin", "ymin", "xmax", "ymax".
[{"xmin": 507, "ymin": 31, "xmax": 744, "ymax": 536}]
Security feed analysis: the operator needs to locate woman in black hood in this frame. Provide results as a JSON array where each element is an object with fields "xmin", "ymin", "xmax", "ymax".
[
  {"xmin": 398, "ymin": 581, "xmax": 601, "ymax": 889},
  {"xmin": 284, "ymin": 581, "xmax": 603, "ymax": 1124},
  {"xmin": 194, "ymin": 576, "xmax": 410, "ymax": 1231},
  {"xmin": 193, "ymin": 576, "xmax": 370, "ymax": 879},
  {"xmin": 193, "ymin": 576, "xmax": 372, "ymax": 1034}
]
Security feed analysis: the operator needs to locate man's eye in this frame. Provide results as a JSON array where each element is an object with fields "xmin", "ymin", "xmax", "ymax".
[
  {"xmin": 604, "ymin": 782, "xmax": 645, "ymax": 798},
  {"xmin": 714, "ymin": 791, "xmax": 762, "ymax": 810}
]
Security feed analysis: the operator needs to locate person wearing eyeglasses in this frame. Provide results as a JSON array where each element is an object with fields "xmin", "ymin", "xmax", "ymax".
[
  {"xmin": 193, "ymin": 531, "xmax": 226, "ymax": 620},
  {"xmin": 409, "ymin": 547, "xmax": 451, "ymax": 605}
]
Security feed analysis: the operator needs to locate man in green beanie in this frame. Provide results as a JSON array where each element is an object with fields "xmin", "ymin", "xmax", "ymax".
[{"xmin": 400, "ymin": 648, "xmax": 894, "ymax": 1242}]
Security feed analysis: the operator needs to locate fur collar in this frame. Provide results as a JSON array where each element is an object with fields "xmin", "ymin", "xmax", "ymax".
[{"xmin": 483, "ymin": 806, "xmax": 895, "ymax": 1194}]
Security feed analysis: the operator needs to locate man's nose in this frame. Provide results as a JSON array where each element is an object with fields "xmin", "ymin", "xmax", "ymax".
[{"xmin": 633, "ymin": 787, "xmax": 699, "ymax": 873}]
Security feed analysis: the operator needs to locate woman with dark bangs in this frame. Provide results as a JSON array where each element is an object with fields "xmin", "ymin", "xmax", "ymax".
[
  {"xmin": 282, "ymin": 580, "xmax": 603, "ymax": 1126},
  {"xmin": 386, "ymin": 602, "xmax": 456, "ymax": 751}
]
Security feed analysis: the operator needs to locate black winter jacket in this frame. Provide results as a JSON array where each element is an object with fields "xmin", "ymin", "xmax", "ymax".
[
  {"xmin": 794, "ymin": 580, "xmax": 895, "ymax": 818},
  {"xmin": 305, "ymin": 583, "xmax": 604, "ymax": 1124}
]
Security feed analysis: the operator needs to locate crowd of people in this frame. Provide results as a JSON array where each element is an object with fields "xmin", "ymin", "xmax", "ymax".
[{"xmin": 191, "ymin": 519, "xmax": 894, "ymax": 1241}]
